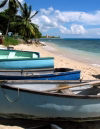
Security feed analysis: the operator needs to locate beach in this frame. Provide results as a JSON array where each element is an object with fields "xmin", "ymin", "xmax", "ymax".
[
  {"xmin": 0, "ymin": 42, "xmax": 100, "ymax": 129},
  {"xmin": 14, "ymin": 42, "xmax": 100, "ymax": 80}
]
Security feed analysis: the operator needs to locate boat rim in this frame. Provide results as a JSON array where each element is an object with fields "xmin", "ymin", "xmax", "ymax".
[
  {"xmin": 0, "ymin": 49, "xmax": 40, "ymax": 54},
  {"xmin": 0, "ymin": 57, "xmax": 54, "ymax": 61},
  {"xmin": 1, "ymin": 80, "xmax": 100, "ymax": 99}
]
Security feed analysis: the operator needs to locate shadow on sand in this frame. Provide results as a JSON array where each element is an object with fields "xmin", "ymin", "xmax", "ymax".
[
  {"xmin": 0, "ymin": 117, "xmax": 100, "ymax": 129},
  {"xmin": 92, "ymin": 74, "xmax": 100, "ymax": 79}
]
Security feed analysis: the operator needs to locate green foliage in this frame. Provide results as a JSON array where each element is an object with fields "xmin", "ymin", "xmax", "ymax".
[
  {"xmin": 0, "ymin": 0, "xmax": 8, "ymax": 8},
  {"xmin": 4, "ymin": 36, "xmax": 19, "ymax": 46},
  {"xmin": 16, "ymin": 2, "xmax": 40, "ymax": 40},
  {"xmin": 0, "ymin": 0, "xmax": 42, "ymax": 41}
]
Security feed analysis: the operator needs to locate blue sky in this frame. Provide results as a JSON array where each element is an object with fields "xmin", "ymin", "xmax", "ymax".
[
  {"xmin": 1, "ymin": 0, "xmax": 100, "ymax": 38},
  {"xmin": 25, "ymin": 0, "xmax": 100, "ymax": 12}
]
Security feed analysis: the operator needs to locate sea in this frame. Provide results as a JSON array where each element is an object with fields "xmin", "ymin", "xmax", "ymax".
[{"xmin": 40, "ymin": 38, "xmax": 100, "ymax": 67}]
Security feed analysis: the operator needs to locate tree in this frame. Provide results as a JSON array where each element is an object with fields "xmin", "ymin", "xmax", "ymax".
[
  {"xmin": 0, "ymin": 0, "xmax": 19, "ymax": 35},
  {"xmin": 0, "ymin": 11, "xmax": 8, "ymax": 34},
  {"xmin": 0, "ymin": 0, "xmax": 42, "ymax": 41},
  {"xmin": 0, "ymin": 0, "xmax": 8, "ymax": 8},
  {"xmin": 12, "ymin": 2, "xmax": 41, "ymax": 42}
]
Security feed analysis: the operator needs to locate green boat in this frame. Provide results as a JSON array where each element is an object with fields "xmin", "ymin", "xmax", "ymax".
[
  {"xmin": 0, "ymin": 49, "xmax": 54, "ymax": 70},
  {"xmin": 0, "ymin": 49, "xmax": 40, "ymax": 59}
]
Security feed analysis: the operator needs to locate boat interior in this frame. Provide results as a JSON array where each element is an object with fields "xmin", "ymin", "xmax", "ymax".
[
  {"xmin": 0, "ymin": 50, "xmax": 39, "ymax": 59},
  {"xmin": 2, "ymin": 80, "xmax": 100, "ymax": 97}
]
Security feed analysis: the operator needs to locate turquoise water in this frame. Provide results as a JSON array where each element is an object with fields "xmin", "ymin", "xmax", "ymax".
[{"xmin": 40, "ymin": 38, "xmax": 100, "ymax": 66}]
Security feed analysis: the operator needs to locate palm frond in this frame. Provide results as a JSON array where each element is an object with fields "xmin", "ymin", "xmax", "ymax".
[
  {"xmin": 16, "ymin": 0, "xmax": 24, "ymax": 12},
  {"xmin": 30, "ymin": 11, "xmax": 38, "ymax": 19},
  {"xmin": 0, "ymin": 0, "xmax": 8, "ymax": 8},
  {"xmin": 28, "ymin": 5, "xmax": 32, "ymax": 18}
]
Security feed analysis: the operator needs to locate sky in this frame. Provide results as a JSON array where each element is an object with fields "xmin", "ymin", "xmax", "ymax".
[{"xmin": 1, "ymin": 0, "xmax": 100, "ymax": 38}]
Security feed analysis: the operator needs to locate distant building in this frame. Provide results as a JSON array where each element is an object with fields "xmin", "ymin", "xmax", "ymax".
[
  {"xmin": 42, "ymin": 34, "xmax": 60, "ymax": 39},
  {"xmin": 46, "ymin": 34, "xmax": 48, "ymax": 38}
]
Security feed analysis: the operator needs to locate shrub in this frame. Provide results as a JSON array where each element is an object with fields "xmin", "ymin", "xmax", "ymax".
[{"xmin": 4, "ymin": 36, "xmax": 19, "ymax": 46}]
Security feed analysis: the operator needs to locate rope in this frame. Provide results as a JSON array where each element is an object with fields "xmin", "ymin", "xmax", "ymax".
[{"xmin": 0, "ymin": 85, "xmax": 20, "ymax": 103}]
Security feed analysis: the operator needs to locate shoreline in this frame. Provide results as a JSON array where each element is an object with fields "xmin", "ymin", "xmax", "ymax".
[
  {"xmin": 42, "ymin": 41, "xmax": 100, "ymax": 67},
  {"xmin": 14, "ymin": 43, "xmax": 100, "ymax": 80},
  {"xmin": 0, "ymin": 42, "xmax": 100, "ymax": 128}
]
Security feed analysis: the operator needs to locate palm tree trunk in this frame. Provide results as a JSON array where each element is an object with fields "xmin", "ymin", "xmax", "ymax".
[{"xmin": 5, "ymin": 19, "xmax": 10, "ymax": 36}]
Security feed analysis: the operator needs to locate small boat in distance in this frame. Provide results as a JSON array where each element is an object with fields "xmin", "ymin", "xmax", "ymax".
[
  {"xmin": 0, "ymin": 68, "xmax": 80, "ymax": 80},
  {"xmin": 0, "ymin": 80, "xmax": 100, "ymax": 122}
]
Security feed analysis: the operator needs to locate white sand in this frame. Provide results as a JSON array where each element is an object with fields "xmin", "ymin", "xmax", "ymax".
[
  {"xmin": 0, "ymin": 42, "xmax": 100, "ymax": 129},
  {"xmin": 14, "ymin": 43, "xmax": 100, "ymax": 80}
]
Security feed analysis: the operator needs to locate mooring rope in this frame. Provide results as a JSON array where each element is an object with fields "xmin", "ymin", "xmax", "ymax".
[{"xmin": 0, "ymin": 84, "xmax": 20, "ymax": 103}]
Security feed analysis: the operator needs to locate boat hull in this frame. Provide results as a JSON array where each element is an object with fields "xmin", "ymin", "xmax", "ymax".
[
  {"xmin": 0, "ymin": 70, "xmax": 80, "ymax": 80},
  {"xmin": 0, "ymin": 58, "xmax": 54, "ymax": 69},
  {"xmin": 0, "ymin": 81, "xmax": 100, "ymax": 122}
]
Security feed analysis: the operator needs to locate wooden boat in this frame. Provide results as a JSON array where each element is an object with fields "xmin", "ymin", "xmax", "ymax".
[
  {"xmin": 0, "ymin": 49, "xmax": 40, "ymax": 59},
  {"xmin": 0, "ymin": 80, "xmax": 100, "ymax": 122},
  {"xmin": 0, "ymin": 46, "xmax": 14, "ymax": 50},
  {"xmin": 0, "ymin": 57, "xmax": 54, "ymax": 69},
  {"xmin": 0, "ymin": 68, "xmax": 80, "ymax": 80},
  {"xmin": 0, "ymin": 49, "xmax": 54, "ymax": 69}
]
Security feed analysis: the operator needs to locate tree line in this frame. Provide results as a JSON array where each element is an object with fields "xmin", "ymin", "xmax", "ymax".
[{"xmin": 0, "ymin": 0, "xmax": 42, "ymax": 42}]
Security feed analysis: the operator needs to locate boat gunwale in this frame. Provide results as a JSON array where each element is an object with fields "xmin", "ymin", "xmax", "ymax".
[
  {"xmin": 0, "ymin": 70, "xmax": 80, "ymax": 77},
  {"xmin": 0, "ymin": 57, "xmax": 54, "ymax": 61},
  {"xmin": 0, "ymin": 49, "xmax": 40, "ymax": 55},
  {"xmin": 0, "ymin": 68, "xmax": 54, "ymax": 72},
  {"xmin": 1, "ymin": 80, "xmax": 100, "ymax": 99}
]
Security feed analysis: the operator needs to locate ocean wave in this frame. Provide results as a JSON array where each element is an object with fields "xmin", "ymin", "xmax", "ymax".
[{"xmin": 92, "ymin": 64, "xmax": 100, "ymax": 67}]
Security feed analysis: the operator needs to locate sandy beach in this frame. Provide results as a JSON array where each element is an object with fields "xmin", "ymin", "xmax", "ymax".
[
  {"xmin": 14, "ymin": 43, "xmax": 100, "ymax": 80},
  {"xmin": 0, "ymin": 42, "xmax": 100, "ymax": 129}
]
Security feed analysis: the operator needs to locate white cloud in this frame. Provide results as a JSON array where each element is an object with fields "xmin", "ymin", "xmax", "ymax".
[
  {"xmin": 55, "ymin": 10, "xmax": 81, "ymax": 23},
  {"xmin": 40, "ymin": 7, "xmax": 54, "ymax": 15},
  {"xmin": 41, "ymin": 15, "xmax": 51, "ymax": 24},
  {"xmin": 59, "ymin": 25, "xmax": 70, "ymax": 34},
  {"xmin": 54, "ymin": 10, "xmax": 100, "ymax": 25},
  {"xmin": 79, "ymin": 11, "xmax": 100, "ymax": 25},
  {"xmin": 57, "ymin": 24, "xmax": 86, "ymax": 35},
  {"xmin": 32, "ymin": 7, "xmax": 90, "ymax": 35},
  {"xmin": 71, "ymin": 24, "xmax": 87, "ymax": 34},
  {"xmin": 19, "ymin": 0, "xmax": 24, "ymax": 2}
]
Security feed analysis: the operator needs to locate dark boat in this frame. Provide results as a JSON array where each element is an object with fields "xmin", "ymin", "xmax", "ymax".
[{"xmin": 0, "ymin": 68, "xmax": 80, "ymax": 80}]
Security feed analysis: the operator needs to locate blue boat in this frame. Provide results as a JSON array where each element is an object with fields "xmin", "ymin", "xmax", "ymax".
[
  {"xmin": 0, "ymin": 68, "xmax": 80, "ymax": 80},
  {"xmin": 0, "ymin": 80, "xmax": 100, "ymax": 121},
  {"xmin": 0, "ymin": 57, "xmax": 54, "ymax": 70}
]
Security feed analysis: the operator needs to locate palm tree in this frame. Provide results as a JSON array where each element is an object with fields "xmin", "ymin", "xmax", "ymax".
[
  {"xmin": 0, "ymin": 0, "xmax": 19, "ymax": 35},
  {"xmin": 0, "ymin": 0, "xmax": 8, "ymax": 8},
  {"xmin": 0, "ymin": 0, "xmax": 42, "ymax": 41},
  {"xmin": 0, "ymin": 10, "xmax": 9, "ymax": 34},
  {"xmin": 0, "ymin": 0, "xmax": 19, "ymax": 8},
  {"xmin": 13, "ymin": 2, "xmax": 41, "ymax": 42}
]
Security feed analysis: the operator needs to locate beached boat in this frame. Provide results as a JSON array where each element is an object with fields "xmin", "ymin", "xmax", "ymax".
[
  {"xmin": 0, "ymin": 80, "xmax": 100, "ymax": 122},
  {"xmin": 0, "ymin": 49, "xmax": 54, "ymax": 69},
  {"xmin": 0, "ymin": 45, "xmax": 14, "ymax": 50},
  {"xmin": 0, "ymin": 57, "xmax": 54, "ymax": 69},
  {"xmin": 0, "ymin": 49, "xmax": 40, "ymax": 59},
  {"xmin": 0, "ymin": 68, "xmax": 80, "ymax": 80}
]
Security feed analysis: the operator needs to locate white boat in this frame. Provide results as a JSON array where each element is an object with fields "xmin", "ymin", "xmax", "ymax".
[{"xmin": 0, "ymin": 80, "xmax": 100, "ymax": 122}]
